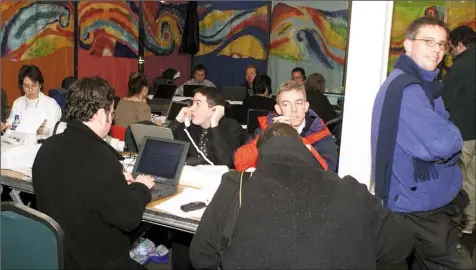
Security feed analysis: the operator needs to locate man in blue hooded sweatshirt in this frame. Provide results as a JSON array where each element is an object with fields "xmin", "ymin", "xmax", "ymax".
[{"xmin": 371, "ymin": 16, "xmax": 473, "ymax": 269}]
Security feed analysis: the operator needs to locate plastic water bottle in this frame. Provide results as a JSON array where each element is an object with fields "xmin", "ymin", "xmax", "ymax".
[{"xmin": 11, "ymin": 115, "xmax": 20, "ymax": 130}]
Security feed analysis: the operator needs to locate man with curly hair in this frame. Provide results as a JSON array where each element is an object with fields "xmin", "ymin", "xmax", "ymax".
[{"xmin": 32, "ymin": 76, "xmax": 155, "ymax": 269}]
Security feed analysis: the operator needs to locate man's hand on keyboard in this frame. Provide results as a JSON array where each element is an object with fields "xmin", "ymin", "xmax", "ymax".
[
  {"xmin": 135, "ymin": 174, "xmax": 155, "ymax": 189},
  {"xmin": 123, "ymin": 172, "xmax": 134, "ymax": 185}
]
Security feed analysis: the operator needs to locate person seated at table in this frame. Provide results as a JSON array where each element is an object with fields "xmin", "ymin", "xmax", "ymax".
[
  {"xmin": 234, "ymin": 81, "xmax": 338, "ymax": 172},
  {"xmin": 175, "ymin": 64, "xmax": 215, "ymax": 96},
  {"xmin": 190, "ymin": 122, "xmax": 414, "ymax": 269},
  {"xmin": 291, "ymin": 67, "xmax": 306, "ymax": 84},
  {"xmin": 242, "ymin": 74, "xmax": 276, "ymax": 113},
  {"xmin": 304, "ymin": 73, "xmax": 338, "ymax": 123},
  {"xmin": 32, "ymin": 76, "xmax": 155, "ymax": 270},
  {"xmin": 4, "ymin": 65, "xmax": 61, "ymax": 133},
  {"xmin": 169, "ymin": 87, "xmax": 243, "ymax": 167},
  {"xmin": 114, "ymin": 72, "xmax": 162, "ymax": 128},
  {"xmin": 243, "ymin": 65, "xmax": 257, "ymax": 96}
]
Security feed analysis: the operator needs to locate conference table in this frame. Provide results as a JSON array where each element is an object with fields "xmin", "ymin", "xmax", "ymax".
[{"xmin": 0, "ymin": 169, "xmax": 201, "ymax": 234}]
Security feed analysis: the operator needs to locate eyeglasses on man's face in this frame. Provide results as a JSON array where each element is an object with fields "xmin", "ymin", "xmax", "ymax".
[{"xmin": 413, "ymin": 38, "xmax": 449, "ymax": 51}]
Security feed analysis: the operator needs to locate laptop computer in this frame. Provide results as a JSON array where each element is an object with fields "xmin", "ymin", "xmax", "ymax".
[
  {"xmin": 165, "ymin": 101, "xmax": 189, "ymax": 123},
  {"xmin": 132, "ymin": 137, "xmax": 190, "ymax": 201},
  {"xmin": 247, "ymin": 109, "xmax": 272, "ymax": 134},
  {"xmin": 183, "ymin": 85, "xmax": 202, "ymax": 97},
  {"xmin": 154, "ymin": 84, "xmax": 177, "ymax": 99},
  {"xmin": 130, "ymin": 124, "xmax": 174, "ymax": 149},
  {"xmin": 222, "ymin": 86, "xmax": 247, "ymax": 101}
]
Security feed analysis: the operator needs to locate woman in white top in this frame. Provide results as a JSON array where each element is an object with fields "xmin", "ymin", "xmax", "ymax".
[{"xmin": 5, "ymin": 65, "xmax": 61, "ymax": 133}]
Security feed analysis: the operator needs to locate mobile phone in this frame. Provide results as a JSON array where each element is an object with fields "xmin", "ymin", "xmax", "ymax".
[{"xmin": 180, "ymin": 201, "xmax": 206, "ymax": 212}]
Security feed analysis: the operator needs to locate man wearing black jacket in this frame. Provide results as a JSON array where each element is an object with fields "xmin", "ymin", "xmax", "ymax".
[
  {"xmin": 32, "ymin": 77, "xmax": 155, "ymax": 269},
  {"xmin": 191, "ymin": 123, "xmax": 414, "ymax": 269},
  {"xmin": 443, "ymin": 25, "xmax": 476, "ymax": 243},
  {"xmin": 169, "ymin": 87, "xmax": 243, "ymax": 167}
]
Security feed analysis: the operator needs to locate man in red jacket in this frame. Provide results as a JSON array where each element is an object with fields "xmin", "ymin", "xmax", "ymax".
[{"xmin": 234, "ymin": 81, "xmax": 338, "ymax": 172}]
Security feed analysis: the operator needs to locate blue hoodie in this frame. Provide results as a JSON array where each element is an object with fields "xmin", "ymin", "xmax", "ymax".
[{"xmin": 371, "ymin": 55, "xmax": 463, "ymax": 213}]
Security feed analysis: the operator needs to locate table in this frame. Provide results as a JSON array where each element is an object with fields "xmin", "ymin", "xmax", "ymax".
[{"xmin": 1, "ymin": 170, "xmax": 199, "ymax": 233}]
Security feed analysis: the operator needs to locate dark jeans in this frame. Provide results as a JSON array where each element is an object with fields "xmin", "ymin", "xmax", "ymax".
[{"xmin": 398, "ymin": 201, "xmax": 474, "ymax": 270}]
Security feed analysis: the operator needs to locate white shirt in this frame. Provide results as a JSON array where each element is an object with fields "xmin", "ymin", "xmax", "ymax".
[
  {"xmin": 7, "ymin": 92, "xmax": 62, "ymax": 131},
  {"xmin": 296, "ymin": 119, "xmax": 306, "ymax": 134},
  {"xmin": 175, "ymin": 79, "xmax": 216, "ymax": 96}
]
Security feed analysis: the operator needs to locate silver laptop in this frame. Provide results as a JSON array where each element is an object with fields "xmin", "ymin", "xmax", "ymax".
[
  {"xmin": 132, "ymin": 136, "xmax": 190, "ymax": 201},
  {"xmin": 130, "ymin": 124, "xmax": 174, "ymax": 149}
]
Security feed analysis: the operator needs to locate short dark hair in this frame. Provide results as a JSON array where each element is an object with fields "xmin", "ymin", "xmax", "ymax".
[
  {"xmin": 128, "ymin": 72, "xmax": 148, "ymax": 96},
  {"xmin": 257, "ymin": 122, "xmax": 300, "ymax": 150},
  {"xmin": 405, "ymin": 16, "xmax": 449, "ymax": 40},
  {"xmin": 291, "ymin": 67, "xmax": 305, "ymax": 77},
  {"xmin": 18, "ymin": 65, "xmax": 44, "ymax": 90},
  {"xmin": 304, "ymin": 73, "xmax": 326, "ymax": 93},
  {"xmin": 253, "ymin": 74, "xmax": 271, "ymax": 95},
  {"xmin": 61, "ymin": 76, "xmax": 76, "ymax": 90},
  {"xmin": 192, "ymin": 64, "xmax": 207, "ymax": 75},
  {"xmin": 66, "ymin": 76, "xmax": 115, "ymax": 122},
  {"xmin": 449, "ymin": 25, "xmax": 476, "ymax": 47},
  {"xmin": 193, "ymin": 87, "xmax": 224, "ymax": 107}
]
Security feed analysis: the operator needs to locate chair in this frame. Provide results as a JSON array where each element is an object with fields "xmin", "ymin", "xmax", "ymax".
[
  {"xmin": 48, "ymin": 89, "xmax": 67, "ymax": 112},
  {"xmin": 110, "ymin": 125, "xmax": 127, "ymax": 141},
  {"xmin": 1, "ymin": 201, "xmax": 65, "ymax": 270}
]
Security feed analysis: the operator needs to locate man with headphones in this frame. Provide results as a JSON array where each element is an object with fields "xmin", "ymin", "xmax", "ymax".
[{"xmin": 175, "ymin": 64, "xmax": 216, "ymax": 96}]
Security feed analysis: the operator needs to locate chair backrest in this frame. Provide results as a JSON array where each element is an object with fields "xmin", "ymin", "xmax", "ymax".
[
  {"xmin": 110, "ymin": 125, "xmax": 127, "ymax": 141},
  {"xmin": 48, "ymin": 89, "xmax": 68, "ymax": 112},
  {"xmin": 1, "ymin": 202, "xmax": 64, "ymax": 270}
]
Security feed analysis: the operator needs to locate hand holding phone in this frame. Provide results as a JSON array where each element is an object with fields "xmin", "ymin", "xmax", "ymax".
[{"xmin": 176, "ymin": 107, "xmax": 192, "ymax": 125}]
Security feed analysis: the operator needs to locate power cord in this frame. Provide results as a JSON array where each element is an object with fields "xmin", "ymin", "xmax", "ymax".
[{"xmin": 183, "ymin": 126, "xmax": 214, "ymax": 166}]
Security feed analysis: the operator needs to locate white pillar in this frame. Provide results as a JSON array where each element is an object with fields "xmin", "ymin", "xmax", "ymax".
[{"xmin": 338, "ymin": 1, "xmax": 394, "ymax": 192}]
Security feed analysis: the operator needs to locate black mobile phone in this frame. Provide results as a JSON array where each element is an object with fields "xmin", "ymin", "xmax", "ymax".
[{"xmin": 180, "ymin": 201, "xmax": 206, "ymax": 212}]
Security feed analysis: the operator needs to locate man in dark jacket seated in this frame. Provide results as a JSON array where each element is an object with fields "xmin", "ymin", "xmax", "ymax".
[
  {"xmin": 190, "ymin": 122, "xmax": 414, "ymax": 269},
  {"xmin": 169, "ymin": 87, "xmax": 243, "ymax": 167},
  {"xmin": 32, "ymin": 77, "xmax": 155, "ymax": 269}
]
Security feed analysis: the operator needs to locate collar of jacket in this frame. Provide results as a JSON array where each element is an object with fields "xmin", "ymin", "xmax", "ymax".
[
  {"xmin": 453, "ymin": 45, "xmax": 475, "ymax": 61},
  {"xmin": 256, "ymin": 135, "xmax": 322, "ymax": 173},
  {"xmin": 66, "ymin": 119, "xmax": 124, "ymax": 160}
]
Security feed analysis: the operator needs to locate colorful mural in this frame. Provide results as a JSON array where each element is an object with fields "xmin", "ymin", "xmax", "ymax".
[
  {"xmin": 143, "ymin": 1, "xmax": 186, "ymax": 57},
  {"xmin": 78, "ymin": 1, "xmax": 139, "ymax": 58},
  {"xmin": 193, "ymin": 1, "xmax": 270, "ymax": 88},
  {"xmin": 267, "ymin": 1, "xmax": 348, "ymax": 93},
  {"xmin": 1, "ymin": 1, "xmax": 74, "ymax": 61},
  {"xmin": 388, "ymin": 1, "xmax": 445, "ymax": 72},
  {"xmin": 1, "ymin": 1, "xmax": 74, "ymax": 104},
  {"xmin": 446, "ymin": 1, "xmax": 476, "ymax": 30}
]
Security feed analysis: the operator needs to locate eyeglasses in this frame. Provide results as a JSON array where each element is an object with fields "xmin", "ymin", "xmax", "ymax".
[
  {"xmin": 413, "ymin": 39, "xmax": 449, "ymax": 51},
  {"xmin": 23, "ymin": 84, "xmax": 40, "ymax": 91}
]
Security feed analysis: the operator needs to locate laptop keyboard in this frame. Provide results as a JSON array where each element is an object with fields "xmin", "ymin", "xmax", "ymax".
[{"xmin": 130, "ymin": 172, "xmax": 177, "ymax": 201}]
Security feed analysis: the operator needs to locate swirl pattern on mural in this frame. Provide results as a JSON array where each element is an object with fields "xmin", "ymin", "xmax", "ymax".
[
  {"xmin": 269, "ymin": 3, "xmax": 348, "ymax": 69},
  {"xmin": 78, "ymin": 1, "xmax": 139, "ymax": 58},
  {"xmin": 143, "ymin": 2, "xmax": 186, "ymax": 56},
  {"xmin": 1, "ymin": 2, "xmax": 73, "ymax": 61},
  {"xmin": 196, "ymin": 2, "xmax": 269, "ymax": 59}
]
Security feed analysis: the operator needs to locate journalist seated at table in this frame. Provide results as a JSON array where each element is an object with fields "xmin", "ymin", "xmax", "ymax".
[
  {"xmin": 241, "ymin": 73, "xmax": 276, "ymax": 113},
  {"xmin": 32, "ymin": 76, "xmax": 155, "ymax": 270},
  {"xmin": 168, "ymin": 87, "xmax": 243, "ymax": 167},
  {"xmin": 4, "ymin": 65, "xmax": 61, "ymax": 133},
  {"xmin": 190, "ymin": 122, "xmax": 414, "ymax": 269},
  {"xmin": 114, "ymin": 72, "xmax": 162, "ymax": 128}
]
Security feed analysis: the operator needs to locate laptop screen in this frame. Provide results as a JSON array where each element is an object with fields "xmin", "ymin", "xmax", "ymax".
[
  {"xmin": 167, "ymin": 102, "xmax": 188, "ymax": 121},
  {"xmin": 135, "ymin": 138, "xmax": 188, "ymax": 181}
]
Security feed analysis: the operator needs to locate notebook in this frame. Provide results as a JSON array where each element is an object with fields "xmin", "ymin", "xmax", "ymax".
[
  {"xmin": 132, "ymin": 137, "xmax": 189, "ymax": 201},
  {"xmin": 153, "ymin": 84, "xmax": 177, "ymax": 99},
  {"xmin": 221, "ymin": 86, "xmax": 247, "ymax": 101}
]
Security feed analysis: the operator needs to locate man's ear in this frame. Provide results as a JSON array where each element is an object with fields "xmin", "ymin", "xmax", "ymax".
[
  {"xmin": 274, "ymin": 104, "xmax": 282, "ymax": 115},
  {"xmin": 305, "ymin": 101, "xmax": 309, "ymax": 112},
  {"xmin": 403, "ymin": 39, "xmax": 412, "ymax": 54}
]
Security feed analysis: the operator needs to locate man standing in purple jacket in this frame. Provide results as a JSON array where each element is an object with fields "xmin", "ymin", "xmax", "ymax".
[{"xmin": 371, "ymin": 17, "xmax": 473, "ymax": 269}]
